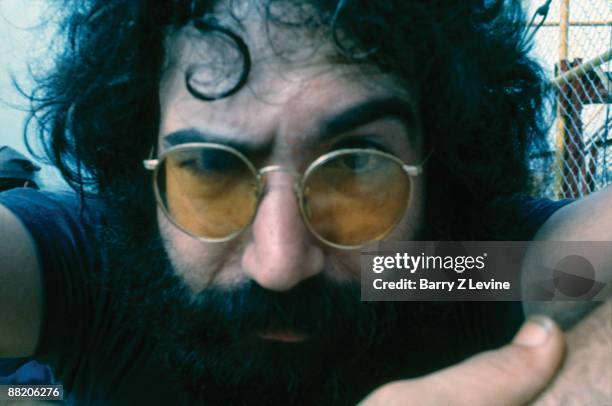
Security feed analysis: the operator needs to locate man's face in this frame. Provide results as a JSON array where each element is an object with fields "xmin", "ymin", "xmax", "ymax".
[
  {"xmin": 139, "ymin": 2, "xmax": 439, "ymax": 404},
  {"xmin": 157, "ymin": 3, "xmax": 426, "ymax": 296}
]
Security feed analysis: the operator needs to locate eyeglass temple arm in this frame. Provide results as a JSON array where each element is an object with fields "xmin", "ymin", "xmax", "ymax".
[
  {"xmin": 143, "ymin": 159, "xmax": 158, "ymax": 171},
  {"xmin": 402, "ymin": 150, "xmax": 433, "ymax": 176},
  {"xmin": 143, "ymin": 146, "xmax": 158, "ymax": 171}
]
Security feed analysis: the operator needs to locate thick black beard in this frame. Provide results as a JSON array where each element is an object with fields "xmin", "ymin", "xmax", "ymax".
[{"xmin": 95, "ymin": 184, "xmax": 507, "ymax": 405}]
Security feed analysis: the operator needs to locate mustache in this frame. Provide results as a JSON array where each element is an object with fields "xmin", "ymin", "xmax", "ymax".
[{"xmin": 153, "ymin": 272, "xmax": 389, "ymax": 347}]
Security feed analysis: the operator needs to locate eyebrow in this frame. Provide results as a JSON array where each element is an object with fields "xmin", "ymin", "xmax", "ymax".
[
  {"xmin": 162, "ymin": 129, "xmax": 273, "ymax": 156},
  {"xmin": 320, "ymin": 97, "xmax": 417, "ymax": 140}
]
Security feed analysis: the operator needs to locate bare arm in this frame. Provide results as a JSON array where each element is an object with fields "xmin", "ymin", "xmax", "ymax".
[
  {"xmin": 0, "ymin": 203, "xmax": 43, "ymax": 356},
  {"xmin": 523, "ymin": 185, "xmax": 611, "ymax": 326}
]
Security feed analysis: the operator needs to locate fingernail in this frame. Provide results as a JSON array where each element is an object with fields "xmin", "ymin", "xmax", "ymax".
[{"xmin": 513, "ymin": 315, "xmax": 554, "ymax": 347}]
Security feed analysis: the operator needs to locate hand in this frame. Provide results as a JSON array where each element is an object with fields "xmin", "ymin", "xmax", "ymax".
[{"xmin": 359, "ymin": 316, "xmax": 565, "ymax": 406}]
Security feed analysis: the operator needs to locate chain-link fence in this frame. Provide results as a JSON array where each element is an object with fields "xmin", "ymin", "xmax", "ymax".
[{"xmin": 528, "ymin": 0, "xmax": 611, "ymax": 199}]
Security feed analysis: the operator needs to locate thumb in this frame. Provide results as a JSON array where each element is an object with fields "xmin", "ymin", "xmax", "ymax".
[{"xmin": 360, "ymin": 316, "xmax": 565, "ymax": 406}]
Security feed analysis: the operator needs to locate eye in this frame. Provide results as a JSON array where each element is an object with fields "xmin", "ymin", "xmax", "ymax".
[
  {"xmin": 338, "ymin": 152, "xmax": 380, "ymax": 173},
  {"xmin": 174, "ymin": 148, "xmax": 243, "ymax": 176}
]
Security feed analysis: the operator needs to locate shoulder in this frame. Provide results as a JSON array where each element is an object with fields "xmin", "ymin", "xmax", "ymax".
[
  {"xmin": 484, "ymin": 194, "xmax": 574, "ymax": 241},
  {"xmin": 531, "ymin": 186, "xmax": 611, "ymax": 242},
  {"xmin": 0, "ymin": 187, "xmax": 102, "ymax": 245},
  {"xmin": 0, "ymin": 187, "xmax": 87, "ymax": 219}
]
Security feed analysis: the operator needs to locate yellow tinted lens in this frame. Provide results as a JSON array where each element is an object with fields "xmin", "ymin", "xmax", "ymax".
[
  {"xmin": 303, "ymin": 151, "xmax": 410, "ymax": 246},
  {"xmin": 158, "ymin": 146, "xmax": 258, "ymax": 239}
]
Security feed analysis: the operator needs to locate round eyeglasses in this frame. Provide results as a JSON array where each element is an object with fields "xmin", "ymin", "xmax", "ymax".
[{"xmin": 143, "ymin": 142, "xmax": 425, "ymax": 249}]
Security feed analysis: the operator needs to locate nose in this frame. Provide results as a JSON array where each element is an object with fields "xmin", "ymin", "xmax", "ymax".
[{"xmin": 241, "ymin": 171, "xmax": 325, "ymax": 291}]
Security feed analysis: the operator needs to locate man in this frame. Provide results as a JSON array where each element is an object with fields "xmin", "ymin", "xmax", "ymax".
[
  {"xmin": 0, "ymin": 146, "xmax": 40, "ymax": 191},
  {"xmin": 0, "ymin": 0, "xmax": 610, "ymax": 404}
]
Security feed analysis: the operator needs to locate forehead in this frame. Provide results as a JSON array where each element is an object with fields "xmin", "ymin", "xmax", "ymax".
[{"xmin": 158, "ymin": 1, "xmax": 417, "ymax": 148}]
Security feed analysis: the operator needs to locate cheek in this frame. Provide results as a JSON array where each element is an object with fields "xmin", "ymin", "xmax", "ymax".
[
  {"xmin": 157, "ymin": 207, "xmax": 247, "ymax": 292},
  {"xmin": 164, "ymin": 161, "xmax": 257, "ymax": 239},
  {"xmin": 328, "ymin": 178, "xmax": 425, "ymax": 282},
  {"xmin": 385, "ymin": 173, "xmax": 426, "ymax": 241}
]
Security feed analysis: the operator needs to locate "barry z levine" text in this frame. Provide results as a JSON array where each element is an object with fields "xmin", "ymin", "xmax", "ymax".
[{"xmin": 372, "ymin": 278, "xmax": 511, "ymax": 291}]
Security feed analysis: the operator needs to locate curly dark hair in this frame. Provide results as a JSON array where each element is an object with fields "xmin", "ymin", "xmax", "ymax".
[{"xmin": 25, "ymin": 0, "xmax": 552, "ymax": 240}]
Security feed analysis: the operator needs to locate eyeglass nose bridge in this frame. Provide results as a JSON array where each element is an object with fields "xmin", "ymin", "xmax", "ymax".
[
  {"xmin": 258, "ymin": 165, "xmax": 300, "ymax": 177},
  {"xmin": 257, "ymin": 165, "xmax": 302, "ymax": 192}
]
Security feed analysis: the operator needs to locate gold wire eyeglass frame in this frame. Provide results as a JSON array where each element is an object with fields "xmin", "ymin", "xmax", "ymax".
[{"xmin": 143, "ymin": 142, "xmax": 426, "ymax": 249}]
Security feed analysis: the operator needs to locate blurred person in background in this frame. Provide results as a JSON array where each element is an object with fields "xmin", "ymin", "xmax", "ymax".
[{"xmin": 0, "ymin": 146, "xmax": 40, "ymax": 191}]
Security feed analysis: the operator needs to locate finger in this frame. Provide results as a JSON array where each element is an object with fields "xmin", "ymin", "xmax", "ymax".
[{"xmin": 360, "ymin": 316, "xmax": 565, "ymax": 406}]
